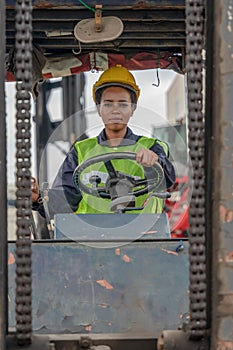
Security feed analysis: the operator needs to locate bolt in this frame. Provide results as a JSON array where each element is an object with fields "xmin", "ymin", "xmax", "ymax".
[{"xmin": 80, "ymin": 336, "xmax": 92, "ymax": 349}]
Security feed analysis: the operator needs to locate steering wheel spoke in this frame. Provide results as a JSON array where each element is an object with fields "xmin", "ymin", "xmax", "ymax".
[
  {"xmin": 104, "ymin": 160, "xmax": 118, "ymax": 179},
  {"xmin": 133, "ymin": 177, "xmax": 149, "ymax": 187}
]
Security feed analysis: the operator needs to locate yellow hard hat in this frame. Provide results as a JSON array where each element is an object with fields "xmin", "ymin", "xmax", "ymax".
[{"xmin": 92, "ymin": 64, "xmax": 140, "ymax": 103}]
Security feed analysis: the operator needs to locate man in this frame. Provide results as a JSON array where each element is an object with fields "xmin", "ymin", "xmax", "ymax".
[{"xmin": 32, "ymin": 65, "xmax": 176, "ymax": 217}]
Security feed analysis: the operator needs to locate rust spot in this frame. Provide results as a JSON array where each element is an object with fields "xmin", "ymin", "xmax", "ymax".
[
  {"xmin": 225, "ymin": 251, "xmax": 233, "ymax": 262},
  {"xmin": 8, "ymin": 252, "xmax": 15, "ymax": 265},
  {"xmin": 220, "ymin": 204, "xmax": 227, "ymax": 222},
  {"xmin": 220, "ymin": 204, "xmax": 233, "ymax": 223},
  {"xmin": 161, "ymin": 248, "xmax": 178, "ymax": 256},
  {"xmin": 85, "ymin": 325, "xmax": 92, "ymax": 331},
  {"xmin": 96, "ymin": 279, "xmax": 114, "ymax": 290},
  {"xmin": 217, "ymin": 340, "xmax": 233, "ymax": 350},
  {"xmin": 226, "ymin": 210, "xmax": 233, "ymax": 222},
  {"xmin": 141, "ymin": 230, "xmax": 157, "ymax": 234},
  {"xmin": 133, "ymin": 1, "xmax": 151, "ymax": 9},
  {"xmin": 121, "ymin": 254, "xmax": 131, "ymax": 263},
  {"xmin": 115, "ymin": 248, "xmax": 121, "ymax": 255}
]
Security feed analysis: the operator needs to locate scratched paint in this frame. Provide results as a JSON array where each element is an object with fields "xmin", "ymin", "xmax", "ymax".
[
  {"xmin": 141, "ymin": 230, "xmax": 158, "ymax": 234},
  {"xmin": 115, "ymin": 248, "xmax": 132, "ymax": 262},
  {"xmin": 115, "ymin": 248, "xmax": 121, "ymax": 256},
  {"xmin": 160, "ymin": 248, "xmax": 179, "ymax": 256},
  {"xmin": 217, "ymin": 340, "xmax": 233, "ymax": 350},
  {"xmin": 225, "ymin": 251, "xmax": 233, "ymax": 262},
  {"xmin": 96, "ymin": 280, "xmax": 114, "ymax": 290},
  {"xmin": 8, "ymin": 252, "xmax": 15, "ymax": 265},
  {"xmin": 8, "ymin": 241, "xmax": 189, "ymax": 335},
  {"xmin": 121, "ymin": 254, "xmax": 131, "ymax": 263},
  {"xmin": 220, "ymin": 204, "xmax": 233, "ymax": 223}
]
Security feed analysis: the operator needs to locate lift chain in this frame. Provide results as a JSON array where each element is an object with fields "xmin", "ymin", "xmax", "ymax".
[
  {"xmin": 186, "ymin": 0, "xmax": 207, "ymax": 340},
  {"xmin": 15, "ymin": 0, "xmax": 33, "ymax": 345}
]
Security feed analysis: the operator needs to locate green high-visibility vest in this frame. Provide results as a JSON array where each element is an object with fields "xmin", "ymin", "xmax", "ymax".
[{"xmin": 74, "ymin": 136, "xmax": 169, "ymax": 214}]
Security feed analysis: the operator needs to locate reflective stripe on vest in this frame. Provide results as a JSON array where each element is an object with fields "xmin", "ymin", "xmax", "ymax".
[{"xmin": 74, "ymin": 136, "xmax": 168, "ymax": 214}]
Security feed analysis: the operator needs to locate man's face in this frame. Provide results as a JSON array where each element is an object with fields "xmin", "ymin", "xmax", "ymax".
[{"xmin": 97, "ymin": 86, "xmax": 135, "ymax": 132}]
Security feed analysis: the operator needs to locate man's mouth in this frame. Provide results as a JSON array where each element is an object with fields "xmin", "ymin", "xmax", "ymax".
[{"xmin": 108, "ymin": 118, "xmax": 123, "ymax": 123}]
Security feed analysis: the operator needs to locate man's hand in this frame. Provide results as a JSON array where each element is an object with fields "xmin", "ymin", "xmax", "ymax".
[
  {"xmin": 136, "ymin": 149, "xmax": 159, "ymax": 167},
  {"xmin": 31, "ymin": 176, "xmax": 40, "ymax": 202}
]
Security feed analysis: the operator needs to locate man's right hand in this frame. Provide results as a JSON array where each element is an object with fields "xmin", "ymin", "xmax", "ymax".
[
  {"xmin": 31, "ymin": 176, "xmax": 40, "ymax": 202},
  {"xmin": 136, "ymin": 148, "xmax": 159, "ymax": 167}
]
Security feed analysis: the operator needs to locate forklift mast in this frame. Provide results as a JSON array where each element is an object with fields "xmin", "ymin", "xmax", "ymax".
[{"xmin": 35, "ymin": 74, "xmax": 86, "ymax": 237}]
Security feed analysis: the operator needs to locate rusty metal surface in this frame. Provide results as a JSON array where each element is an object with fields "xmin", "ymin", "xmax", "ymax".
[
  {"xmin": 6, "ymin": 0, "xmax": 185, "ymax": 9},
  {"xmin": 7, "ymin": 335, "xmax": 50, "ymax": 350},
  {"xmin": 0, "ymin": 0, "xmax": 8, "ymax": 348},
  {"xmin": 48, "ymin": 334, "xmax": 157, "ymax": 350},
  {"xmin": 157, "ymin": 330, "xmax": 209, "ymax": 349},
  {"xmin": 5, "ymin": 1, "xmax": 186, "ymax": 62},
  {"xmin": 208, "ymin": 0, "xmax": 233, "ymax": 348},
  {"xmin": 8, "ymin": 240, "xmax": 189, "ymax": 336}
]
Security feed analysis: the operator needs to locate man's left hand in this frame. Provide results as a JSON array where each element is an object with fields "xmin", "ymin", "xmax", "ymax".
[{"xmin": 136, "ymin": 149, "xmax": 159, "ymax": 167}]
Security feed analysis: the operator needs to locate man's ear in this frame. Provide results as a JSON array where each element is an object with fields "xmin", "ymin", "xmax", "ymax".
[
  {"xmin": 96, "ymin": 104, "xmax": 101, "ymax": 116},
  {"xmin": 131, "ymin": 103, "xmax": 137, "ymax": 115}
]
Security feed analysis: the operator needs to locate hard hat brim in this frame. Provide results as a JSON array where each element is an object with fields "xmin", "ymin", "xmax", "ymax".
[{"xmin": 94, "ymin": 82, "xmax": 139, "ymax": 99}]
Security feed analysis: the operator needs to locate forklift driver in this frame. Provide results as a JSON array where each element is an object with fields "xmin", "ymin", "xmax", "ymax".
[{"xmin": 31, "ymin": 65, "xmax": 176, "ymax": 218}]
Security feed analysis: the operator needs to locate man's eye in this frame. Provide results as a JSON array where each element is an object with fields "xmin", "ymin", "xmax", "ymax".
[
  {"xmin": 119, "ymin": 103, "xmax": 130, "ymax": 108},
  {"xmin": 103, "ymin": 103, "xmax": 112, "ymax": 108},
  {"xmin": 101, "ymin": 102, "xmax": 131, "ymax": 109}
]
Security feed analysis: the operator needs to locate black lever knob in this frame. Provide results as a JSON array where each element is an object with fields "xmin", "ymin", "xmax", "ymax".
[{"xmin": 89, "ymin": 175, "xmax": 101, "ymax": 188}]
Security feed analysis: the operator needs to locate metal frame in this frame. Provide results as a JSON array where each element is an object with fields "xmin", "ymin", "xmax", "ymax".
[
  {"xmin": 34, "ymin": 75, "xmax": 86, "ymax": 238},
  {"xmin": 0, "ymin": 0, "xmax": 8, "ymax": 348},
  {"xmin": 6, "ymin": 4, "xmax": 186, "ymax": 57},
  {"xmin": 207, "ymin": 0, "xmax": 233, "ymax": 348},
  {"xmin": 2, "ymin": 0, "xmax": 233, "ymax": 349}
]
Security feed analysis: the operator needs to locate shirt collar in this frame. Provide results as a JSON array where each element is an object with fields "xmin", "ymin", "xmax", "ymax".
[{"xmin": 97, "ymin": 127, "xmax": 140, "ymax": 146}]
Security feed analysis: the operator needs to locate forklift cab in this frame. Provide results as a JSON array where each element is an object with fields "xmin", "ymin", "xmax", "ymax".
[
  {"xmin": 3, "ymin": 1, "xmax": 202, "ymax": 349},
  {"xmin": 8, "ymin": 148, "xmax": 190, "ymax": 345},
  {"xmin": 4, "ymin": 0, "xmax": 233, "ymax": 348},
  {"xmin": 51, "ymin": 150, "xmax": 173, "ymax": 240}
]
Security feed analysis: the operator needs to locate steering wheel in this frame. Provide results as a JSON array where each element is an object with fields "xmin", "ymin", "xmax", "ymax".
[{"xmin": 73, "ymin": 152, "xmax": 165, "ymax": 200}]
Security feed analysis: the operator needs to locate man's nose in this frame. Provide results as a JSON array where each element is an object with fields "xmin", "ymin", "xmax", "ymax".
[
  {"xmin": 112, "ymin": 103, "xmax": 121, "ymax": 111},
  {"xmin": 112, "ymin": 103, "xmax": 121, "ymax": 113}
]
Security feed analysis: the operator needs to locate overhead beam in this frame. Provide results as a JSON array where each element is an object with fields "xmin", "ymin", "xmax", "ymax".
[
  {"xmin": 6, "ymin": 38, "xmax": 185, "ymax": 49},
  {"xmin": 6, "ymin": 9, "xmax": 185, "ymax": 21},
  {"xmin": 6, "ymin": 21, "xmax": 185, "ymax": 32}
]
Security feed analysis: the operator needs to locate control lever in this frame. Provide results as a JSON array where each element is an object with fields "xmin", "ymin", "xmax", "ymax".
[
  {"xmin": 89, "ymin": 175, "xmax": 101, "ymax": 189},
  {"xmin": 41, "ymin": 182, "xmax": 54, "ymax": 239},
  {"xmin": 122, "ymin": 192, "xmax": 171, "ymax": 213}
]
